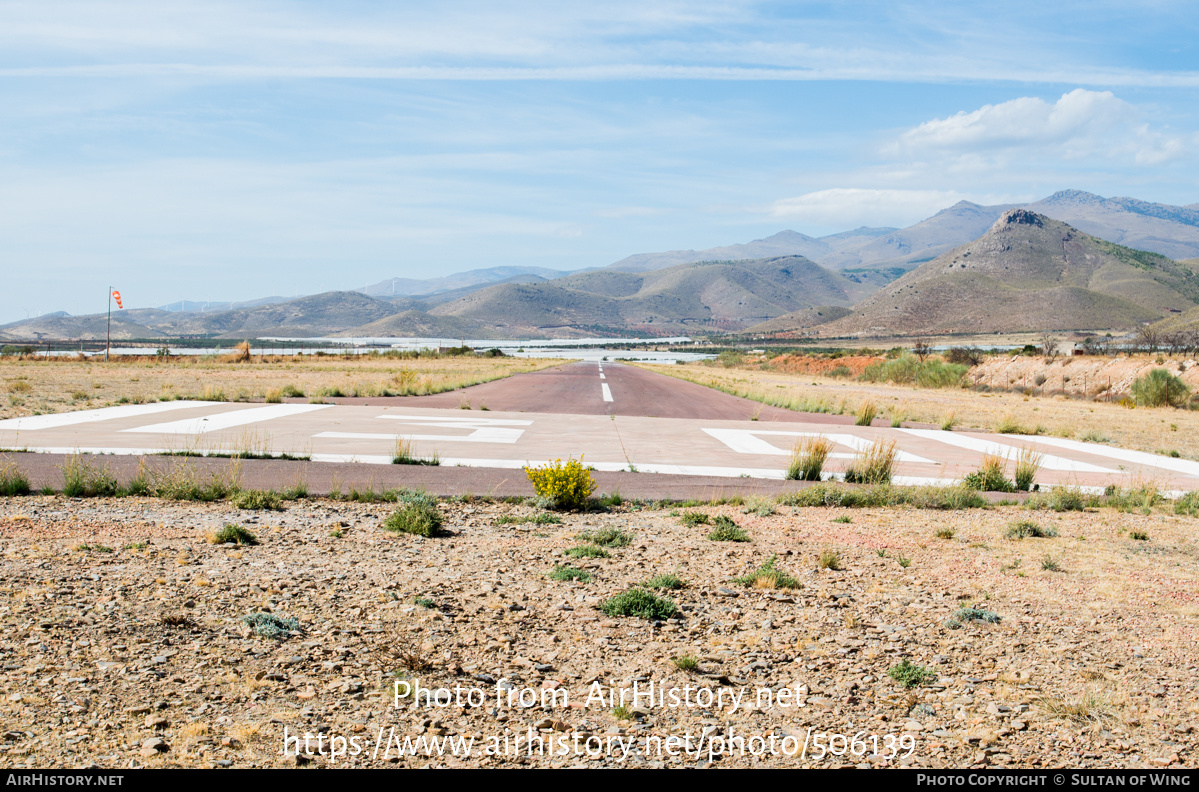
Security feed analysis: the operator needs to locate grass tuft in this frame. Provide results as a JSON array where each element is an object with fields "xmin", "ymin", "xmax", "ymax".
[
  {"xmin": 733, "ymin": 555, "xmax": 800, "ymax": 589},
  {"xmin": 888, "ymin": 659, "xmax": 936, "ymax": 688},
  {"xmin": 209, "ymin": 524, "xmax": 258, "ymax": 545},
  {"xmin": 707, "ymin": 515, "xmax": 750, "ymax": 542},
  {"xmin": 600, "ymin": 588, "xmax": 678, "ymax": 620},
  {"xmin": 843, "ymin": 439, "xmax": 897, "ymax": 485},
  {"xmin": 786, "ymin": 435, "xmax": 832, "ymax": 481}
]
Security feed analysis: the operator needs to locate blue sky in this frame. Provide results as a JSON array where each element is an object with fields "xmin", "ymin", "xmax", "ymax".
[{"xmin": 1, "ymin": 1, "xmax": 1197, "ymax": 323}]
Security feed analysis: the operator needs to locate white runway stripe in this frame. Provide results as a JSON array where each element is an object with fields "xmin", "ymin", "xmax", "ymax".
[
  {"xmin": 0, "ymin": 401, "xmax": 221, "ymax": 431},
  {"xmin": 1012, "ymin": 434, "xmax": 1199, "ymax": 477},
  {"xmin": 702, "ymin": 428, "xmax": 935, "ymax": 464},
  {"xmin": 122, "ymin": 404, "xmax": 332, "ymax": 435},
  {"xmin": 601, "ymin": 383, "xmax": 613, "ymax": 402},
  {"xmin": 898, "ymin": 429, "xmax": 1117, "ymax": 473},
  {"xmin": 315, "ymin": 427, "xmax": 525, "ymax": 443}
]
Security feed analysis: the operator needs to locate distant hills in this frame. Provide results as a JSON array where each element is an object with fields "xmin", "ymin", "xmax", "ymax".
[
  {"xmin": 425, "ymin": 256, "xmax": 873, "ymax": 336},
  {"xmin": 815, "ymin": 210, "xmax": 1199, "ymax": 337},
  {"xmin": 3, "ymin": 189, "xmax": 1198, "ymax": 342}
]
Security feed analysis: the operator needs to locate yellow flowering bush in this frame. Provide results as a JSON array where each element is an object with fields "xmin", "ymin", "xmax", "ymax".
[{"xmin": 524, "ymin": 457, "xmax": 596, "ymax": 510}]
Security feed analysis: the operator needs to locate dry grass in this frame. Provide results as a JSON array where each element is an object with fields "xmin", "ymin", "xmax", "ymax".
[
  {"xmin": 0, "ymin": 355, "xmax": 559, "ymax": 420},
  {"xmin": 787, "ymin": 435, "xmax": 833, "ymax": 481},
  {"xmin": 636, "ymin": 357, "xmax": 1199, "ymax": 459}
]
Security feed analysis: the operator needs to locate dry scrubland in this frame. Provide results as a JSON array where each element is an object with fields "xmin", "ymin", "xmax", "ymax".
[
  {"xmin": 638, "ymin": 353, "xmax": 1199, "ymax": 460},
  {"xmin": 0, "ymin": 355, "xmax": 558, "ymax": 421},
  {"xmin": 0, "ymin": 494, "xmax": 1196, "ymax": 768}
]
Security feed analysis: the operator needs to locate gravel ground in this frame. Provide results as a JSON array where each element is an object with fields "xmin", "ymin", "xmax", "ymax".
[{"xmin": 1, "ymin": 494, "xmax": 1197, "ymax": 769}]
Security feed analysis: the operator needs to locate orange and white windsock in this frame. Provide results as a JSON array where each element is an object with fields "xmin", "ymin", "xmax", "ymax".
[{"xmin": 112, "ymin": 290, "xmax": 123, "ymax": 309}]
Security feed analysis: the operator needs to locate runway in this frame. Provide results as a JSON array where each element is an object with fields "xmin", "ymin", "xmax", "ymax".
[{"xmin": 2, "ymin": 362, "xmax": 1197, "ymax": 494}]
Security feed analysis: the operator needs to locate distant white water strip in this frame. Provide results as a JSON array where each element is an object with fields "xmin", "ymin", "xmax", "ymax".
[
  {"xmin": 1010, "ymin": 434, "xmax": 1199, "ymax": 478},
  {"xmin": 601, "ymin": 384, "xmax": 613, "ymax": 402},
  {"xmin": 898, "ymin": 429, "xmax": 1118, "ymax": 474},
  {"xmin": 122, "ymin": 404, "xmax": 332, "ymax": 435},
  {"xmin": 0, "ymin": 401, "xmax": 222, "ymax": 432}
]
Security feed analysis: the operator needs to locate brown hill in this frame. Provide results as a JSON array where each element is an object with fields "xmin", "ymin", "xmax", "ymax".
[
  {"xmin": 743, "ymin": 305, "xmax": 853, "ymax": 335},
  {"xmin": 818, "ymin": 210, "xmax": 1199, "ymax": 337},
  {"xmin": 432, "ymin": 256, "xmax": 870, "ymax": 335}
]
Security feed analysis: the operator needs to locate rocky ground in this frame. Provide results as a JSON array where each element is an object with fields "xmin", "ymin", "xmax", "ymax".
[{"xmin": 1, "ymin": 493, "xmax": 1197, "ymax": 769}]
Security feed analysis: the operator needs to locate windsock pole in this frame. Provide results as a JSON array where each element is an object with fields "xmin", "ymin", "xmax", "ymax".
[{"xmin": 105, "ymin": 287, "xmax": 112, "ymax": 362}]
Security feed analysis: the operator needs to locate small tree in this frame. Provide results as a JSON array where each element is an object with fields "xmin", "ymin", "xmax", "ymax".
[
  {"xmin": 912, "ymin": 340, "xmax": 932, "ymax": 362},
  {"xmin": 1136, "ymin": 326, "xmax": 1162, "ymax": 355},
  {"xmin": 1039, "ymin": 332, "xmax": 1059, "ymax": 361},
  {"xmin": 1131, "ymin": 368, "xmax": 1190, "ymax": 408}
]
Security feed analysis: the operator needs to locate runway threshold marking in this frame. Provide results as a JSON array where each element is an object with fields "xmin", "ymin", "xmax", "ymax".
[
  {"xmin": 122, "ymin": 403, "xmax": 333, "ymax": 436},
  {"xmin": 897, "ymin": 429, "xmax": 1118, "ymax": 473},
  {"xmin": 702, "ymin": 428, "xmax": 935, "ymax": 464},
  {"xmin": 601, "ymin": 383, "xmax": 613, "ymax": 402},
  {"xmin": 1006, "ymin": 433, "xmax": 1199, "ymax": 477},
  {"xmin": 0, "ymin": 400, "xmax": 223, "ymax": 431}
]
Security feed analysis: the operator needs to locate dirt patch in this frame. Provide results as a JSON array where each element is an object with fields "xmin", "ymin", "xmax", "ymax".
[{"xmin": 0, "ymin": 494, "xmax": 1195, "ymax": 768}]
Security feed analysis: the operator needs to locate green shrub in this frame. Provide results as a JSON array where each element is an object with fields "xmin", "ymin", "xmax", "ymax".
[
  {"xmin": 1026, "ymin": 486, "xmax": 1086, "ymax": 512},
  {"xmin": 644, "ymin": 573, "xmax": 686, "ymax": 590},
  {"xmin": 382, "ymin": 501, "xmax": 444, "ymax": 537},
  {"xmin": 232, "ymin": 489, "xmax": 283, "ymax": 511},
  {"xmin": 707, "ymin": 515, "xmax": 750, "ymax": 542},
  {"xmin": 1104, "ymin": 484, "xmax": 1162, "ymax": 513},
  {"xmin": 0, "ymin": 464, "xmax": 31, "ymax": 496},
  {"xmin": 1129, "ymin": 530, "xmax": 1149, "ymax": 541},
  {"xmin": 961, "ymin": 454, "xmax": 1015, "ymax": 492},
  {"xmin": 241, "ymin": 612, "xmax": 301, "ymax": 639},
  {"xmin": 817, "ymin": 549, "xmax": 841, "ymax": 570},
  {"xmin": 210, "ymin": 524, "xmax": 258, "ymax": 545},
  {"xmin": 1005, "ymin": 520, "xmax": 1058, "ymax": 539},
  {"xmin": 148, "ymin": 463, "xmax": 241, "ymax": 502},
  {"xmin": 945, "ymin": 607, "xmax": 1001, "ymax": 629},
  {"xmin": 577, "ymin": 527, "xmax": 632, "ymax": 547},
  {"xmin": 680, "ymin": 510, "xmax": 710, "ymax": 526},
  {"xmin": 733, "ymin": 555, "xmax": 800, "ymax": 589},
  {"xmin": 777, "ymin": 482, "xmax": 986, "ymax": 510},
  {"xmin": 549, "ymin": 565, "xmax": 592, "ymax": 583},
  {"xmin": 1174, "ymin": 491, "xmax": 1199, "ymax": 517},
  {"xmin": 60, "ymin": 454, "xmax": 119, "ymax": 498},
  {"xmin": 600, "ymin": 588, "xmax": 678, "ymax": 620},
  {"xmin": 887, "ymin": 659, "xmax": 936, "ymax": 688},
  {"xmin": 524, "ymin": 457, "xmax": 596, "ymax": 510},
  {"xmin": 672, "ymin": 655, "xmax": 700, "ymax": 671},
  {"xmin": 565, "ymin": 544, "xmax": 609, "ymax": 558},
  {"xmin": 1131, "ymin": 369, "xmax": 1190, "ymax": 408},
  {"xmin": 860, "ymin": 356, "xmax": 968, "ymax": 389}
]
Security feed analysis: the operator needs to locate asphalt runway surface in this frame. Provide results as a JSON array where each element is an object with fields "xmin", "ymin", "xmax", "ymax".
[{"xmin": 2, "ymin": 361, "xmax": 1198, "ymax": 496}]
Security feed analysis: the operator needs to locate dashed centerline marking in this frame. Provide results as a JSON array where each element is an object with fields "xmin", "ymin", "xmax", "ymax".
[{"xmin": 601, "ymin": 383, "xmax": 613, "ymax": 403}]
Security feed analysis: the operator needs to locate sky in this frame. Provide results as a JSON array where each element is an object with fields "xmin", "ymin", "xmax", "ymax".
[{"xmin": 1, "ymin": 0, "xmax": 1198, "ymax": 323}]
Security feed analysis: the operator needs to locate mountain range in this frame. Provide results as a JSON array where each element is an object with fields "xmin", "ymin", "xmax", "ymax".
[{"xmin": 3, "ymin": 189, "xmax": 1198, "ymax": 342}]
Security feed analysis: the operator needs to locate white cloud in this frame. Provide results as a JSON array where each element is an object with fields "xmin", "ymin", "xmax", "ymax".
[
  {"xmin": 767, "ymin": 188, "xmax": 975, "ymax": 230},
  {"xmin": 891, "ymin": 89, "xmax": 1191, "ymax": 165}
]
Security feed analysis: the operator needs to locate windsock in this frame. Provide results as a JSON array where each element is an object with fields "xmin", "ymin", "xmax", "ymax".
[{"xmin": 112, "ymin": 290, "xmax": 123, "ymax": 309}]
